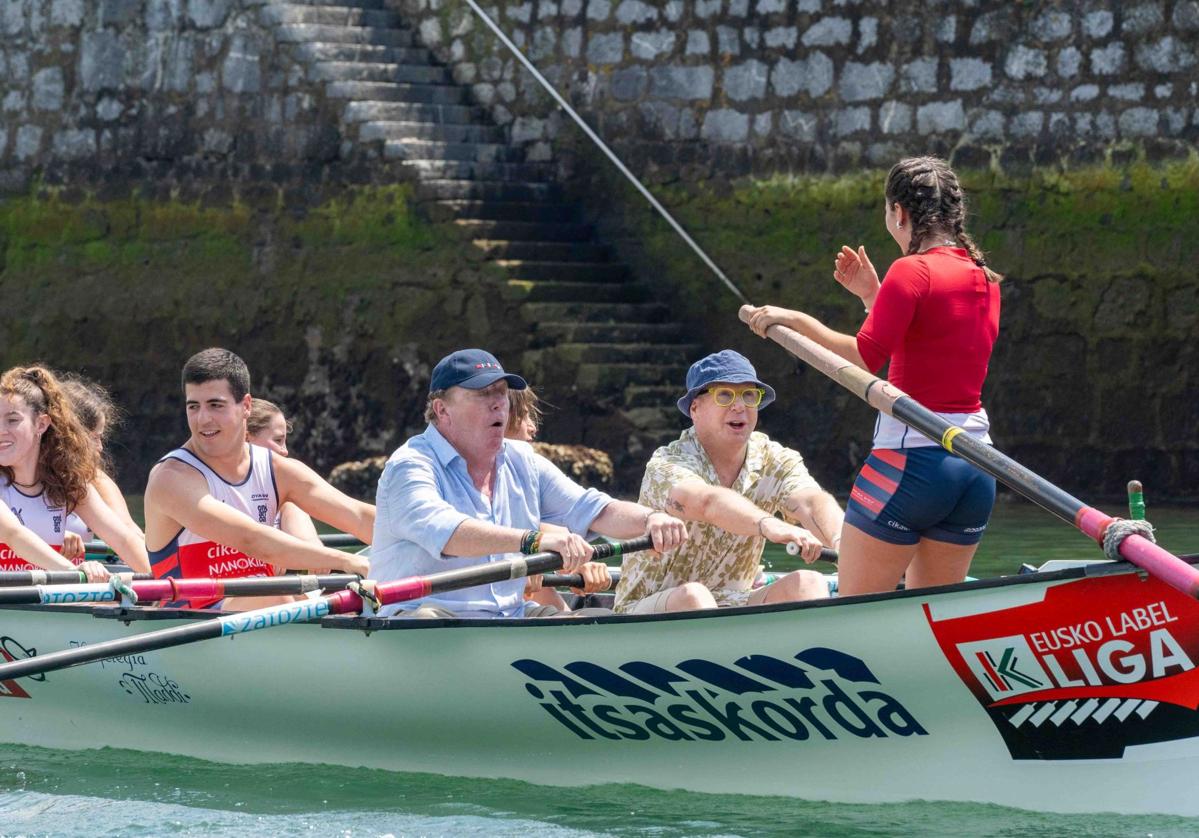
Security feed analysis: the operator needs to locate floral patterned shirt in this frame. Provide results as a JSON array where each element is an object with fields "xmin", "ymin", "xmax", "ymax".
[{"xmin": 614, "ymin": 427, "xmax": 819, "ymax": 611}]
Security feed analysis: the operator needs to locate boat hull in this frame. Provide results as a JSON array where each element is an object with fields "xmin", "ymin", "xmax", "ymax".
[{"xmin": 2, "ymin": 564, "xmax": 1198, "ymax": 816}]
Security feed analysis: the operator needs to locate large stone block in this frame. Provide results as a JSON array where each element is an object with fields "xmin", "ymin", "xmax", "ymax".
[
  {"xmin": 14, "ymin": 124, "xmax": 42, "ymax": 160},
  {"xmin": 80, "ymin": 31, "xmax": 126, "ymax": 92},
  {"xmin": 857, "ymin": 17, "xmax": 877, "ymax": 53},
  {"xmin": 586, "ymin": 31, "xmax": 623, "ymax": 63},
  {"xmin": 900, "ymin": 58, "xmax": 937, "ymax": 93},
  {"xmin": 1175, "ymin": 1, "xmax": 1199, "ymax": 29},
  {"xmin": 839, "ymin": 61, "xmax": 893, "ymax": 101},
  {"xmin": 615, "ymin": 0, "xmax": 657, "ymax": 25},
  {"xmin": 101, "ymin": 0, "xmax": 140, "ymax": 26},
  {"xmin": 686, "ymin": 30, "xmax": 710, "ymax": 55},
  {"xmin": 649, "ymin": 64, "xmax": 714, "ymax": 100},
  {"xmin": 716, "ymin": 25, "xmax": 739, "ymax": 55},
  {"xmin": 701, "ymin": 108, "xmax": 749, "ymax": 142},
  {"xmin": 53, "ymin": 128, "xmax": 96, "ymax": 160},
  {"xmin": 31, "ymin": 67, "xmax": 64, "ymax": 111},
  {"xmin": 1081, "ymin": 9, "xmax": 1112, "ymax": 37},
  {"xmin": 832, "ymin": 106, "xmax": 870, "ymax": 136},
  {"xmin": 1090, "ymin": 42, "xmax": 1125, "ymax": 75},
  {"xmin": 50, "ymin": 0, "xmax": 84, "ymax": 27},
  {"xmin": 1033, "ymin": 10, "xmax": 1072, "ymax": 41},
  {"xmin": 724, "ymin": 59, "xmax": 768, "ymax": 101},
  {"xmin": 967, "ymin": 108, "xmax": 1004, "ymax": 139},
  {"xmin": 186, "ymin": 0, "xmax": 229, "ymax": 28},
  {"xmin": 949, "ymin": 57, "xmax": 991, "ymax": 91},
  {"xmin": 1122, "ymin": 3, "xmax": 1163, "ymax": 34},
  {"xmin": 772, "ymin": 52, "xmax": 831, "ymax": 97},
  {"xmin": 586, "ymin": 0, "xmax": 610, "ymax": 20},
  {"xmin": 916, "ymin": 100, "xmax": 965, "ymax": 134},
  {"xmin": 222, "ymin": 35, "xmax": 261, "ymax": 93},
  {"xmin": 878, "ymin": 101, "xmax": 910, "ymax": 134},
  {"xmin": 1008, "ymin": 110, "xmax": 1043, "ymax": 138},
  {"xmin": 801, "ymin": 16, "xmax": 851, "ymax": 46},
  {"xmin": 609, "ymin": 65, "xmax": 646, "ymax": 101},
  {"xmin": 764, "ymin": 26, "xmax": 796, "ymax": 48},
  {"xmin": 780, "ymin": 109, "xmax": 816, "ymax": 141},
  {"xmin": 1004, "ymin": 45, "xmax": 1047, "ymax": 79},
  {"xmin": 1056, "ymin": 47, "xmax": 1081, "ymax": 78},
  {"xmin": 1136, "ymin": 37, "xmax": 1196, "ymax": 73},
  {"xmin": 630, "ymin": 29, "xmax": 675, "ymax": 60},
  {"xmin": 1118, "ymin": 107, "xmax": 1159, "ymax": 137}
]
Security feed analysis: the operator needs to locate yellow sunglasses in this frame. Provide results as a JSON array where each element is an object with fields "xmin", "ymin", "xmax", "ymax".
[{"xmin": 704, "ymin": 386, "xmax": 766, "ymax": 408}]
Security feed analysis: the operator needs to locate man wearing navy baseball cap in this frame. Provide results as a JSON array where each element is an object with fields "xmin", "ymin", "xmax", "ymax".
[
  {"xmin": 614, "ymin": 349, "xmax": 844, "ymax": 614},
  {"xmin": 369, "ymin": 348, "xmax": 687, "ymax": 619}
]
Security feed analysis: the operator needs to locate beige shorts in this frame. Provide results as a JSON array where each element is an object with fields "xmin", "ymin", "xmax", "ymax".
[{"xmin": 624, "ymin": 586, "xmax": 754, "ymax": 614}]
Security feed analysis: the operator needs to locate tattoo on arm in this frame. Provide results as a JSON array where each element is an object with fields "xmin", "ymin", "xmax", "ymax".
[{"xmin": 668, "ymin": 498, "xmax": 685, "ymax": 513}]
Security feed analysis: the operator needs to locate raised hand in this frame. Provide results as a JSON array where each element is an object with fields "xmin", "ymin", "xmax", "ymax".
[
  {"xmin": 745, "ymin": 305, "xmax": 798, "ymax": 338},
  {"xmin": 61, "ymin": 531, "xmax": 84, "ymax": 561},
  {"xmin": 833, "ymin": 245, "xmax": 880, "ymax": 304}
]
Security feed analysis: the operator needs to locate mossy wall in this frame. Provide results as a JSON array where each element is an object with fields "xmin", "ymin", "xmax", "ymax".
[
  {"xmin": 581, "ymin": 159, "xmax": 1199, "ymax": 501},
  {"xmin": 0, "ymin": 184, "xmax": 518, "ymax": 489}
]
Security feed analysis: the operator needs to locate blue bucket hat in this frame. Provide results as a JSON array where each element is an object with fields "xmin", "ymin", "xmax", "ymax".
[
  {"xmin": 677, "ymin": 350, "xmax": 776, "ymax": 416},
  {"xmin": 430, "ymin": 349, "xmax": 527, "ymax": 393}
]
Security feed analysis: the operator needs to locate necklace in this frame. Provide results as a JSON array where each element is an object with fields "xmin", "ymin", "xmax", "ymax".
[{"xmin": 10, "ymin": 479, "xmax": 39, "ymax": 489}]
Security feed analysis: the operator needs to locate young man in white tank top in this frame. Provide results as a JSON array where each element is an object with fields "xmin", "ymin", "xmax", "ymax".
[{"xmin": 143, "ymin": 348, "xmax": 372, "ymax": 610}]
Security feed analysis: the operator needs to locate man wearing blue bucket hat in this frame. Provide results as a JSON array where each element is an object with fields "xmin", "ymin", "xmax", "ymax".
[
  {"xmin": 369, "ymin": 349, "xmax": 688, "ymax": 618},
  {"xmin": 614, "ymin": 350, "xmax": 844, "ymax": 614}
]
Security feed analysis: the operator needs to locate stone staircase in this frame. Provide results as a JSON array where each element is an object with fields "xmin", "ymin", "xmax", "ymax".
[{"xmin": 266, "ymin": 0, "xmax": 694, "ymax": 465}]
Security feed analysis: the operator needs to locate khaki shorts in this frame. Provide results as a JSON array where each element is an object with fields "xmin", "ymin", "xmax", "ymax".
[{"xmin": 625, "ymin": 587, "xmax": 754, "ymax": 614}]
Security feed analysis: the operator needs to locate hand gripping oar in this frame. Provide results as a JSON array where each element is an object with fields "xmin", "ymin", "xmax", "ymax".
[
  {"xmin": 0, "ymin": 536, "xmax": 653, "ymax": 681},
  {"xmin": 0, "ymin": 574, "xmax": 363, "ymax": 606},
  {"xmin": 739, "ymin": 305, "xmax": 1199, "ymax": 597}
]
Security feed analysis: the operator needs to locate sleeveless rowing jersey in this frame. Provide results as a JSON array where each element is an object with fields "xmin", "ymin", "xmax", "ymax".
[
  {"xmin": 149, "ymin": 445, "xmax": 279, "ymax": 609},
  {"xmin": 0, "ymin": 481, "xmax": 91, "ymax": 571}
]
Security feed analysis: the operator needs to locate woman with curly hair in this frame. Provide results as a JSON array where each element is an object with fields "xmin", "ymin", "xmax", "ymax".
[
  {"xmin": 60, "ymin": 374, "xmax": 142, "ymax": 536},
  {"xmin": 746, "ymin": 157, "xmax": 1001, "ymax": 595},
  {"xmin": 0, "ymin": 366, "xmax": 149, "ymax": 576}
]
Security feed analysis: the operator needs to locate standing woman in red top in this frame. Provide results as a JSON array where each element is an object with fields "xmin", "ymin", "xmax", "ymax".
[{"xmin": 746, "ymin": 157, "xmax": 1002, "ymax": 595}]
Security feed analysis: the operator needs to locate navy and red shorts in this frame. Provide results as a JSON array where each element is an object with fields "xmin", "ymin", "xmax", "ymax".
[{"xmin": 844, "ymin": 447, "xmax": 996, "ymax": 546}]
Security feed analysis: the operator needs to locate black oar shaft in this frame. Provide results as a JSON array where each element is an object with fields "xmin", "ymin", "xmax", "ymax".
[{"xmin": 84, "ymin": 533, "xmax": 365, "ymax": 556}]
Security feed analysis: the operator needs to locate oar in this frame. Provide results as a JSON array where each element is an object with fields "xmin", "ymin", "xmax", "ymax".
[
  {"xmin": 541, "ymin": 569, "xmax": 623, "ymax": 589},
  {"xmin": 0, "ymin": 570, "xmax": 154, "ymax": 587},
  {"xmin": 740, "ymin": 306, "xmax": 1199, "ymax": 597},
  {"xmin": 0, "ymin": 536, "xmax": 652, "ymax": 681},
  {"xmin": 83, "ymin": 532, "xmax": 365, "ymax": 556},
  {"xmin": 0, "ymin": 574, "xmax": 362, "ymax": 606}
]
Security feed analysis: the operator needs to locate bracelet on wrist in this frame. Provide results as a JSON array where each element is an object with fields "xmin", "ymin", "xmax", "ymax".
[
  {"xmin": 756, "ymin": 515, "xmax": 773, "ymax": 537},
  {"xmin": 520, "ymin": 530, "xmax": 538, "ymax": 555}
]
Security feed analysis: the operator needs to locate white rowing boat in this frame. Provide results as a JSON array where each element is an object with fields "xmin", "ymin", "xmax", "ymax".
[{"xmin": 1, "ymin": 557, "xmax": 1197, "ymax": 816}]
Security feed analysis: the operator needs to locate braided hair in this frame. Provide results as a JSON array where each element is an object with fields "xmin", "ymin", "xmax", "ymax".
[
  {"xmin": 0, "ymin": 366, "xmax": 99, "ymax": 513},
  {"xmin": 885, "ymin": 156, "xmax": 1003, "ymax": 283}
]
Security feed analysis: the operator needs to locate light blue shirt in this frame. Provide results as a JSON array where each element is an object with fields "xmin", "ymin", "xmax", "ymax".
[{"xmin": 369, "ymin": 424, "xmax": 613, "ymax": 618}]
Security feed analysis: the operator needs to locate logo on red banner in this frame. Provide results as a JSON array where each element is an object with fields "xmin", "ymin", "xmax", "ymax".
[{"xmin": 925, "ymin": 573, "xmax": 1199, "ymax": 760}]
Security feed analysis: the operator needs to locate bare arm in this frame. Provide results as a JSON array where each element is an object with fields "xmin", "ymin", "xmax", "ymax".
[
  {"xmin": 782, "ymin": 486, "xmax": 845, "ymax": 549},
  {"xmin": 145, "ymin": 461, "xmax": 366, "ymax": 575},
  {"xmin": 279, "ymin": 502, "xmax": 322, "ymax": 545},
  {"xmin": 667, "ymin": 480, "xmax": 824, "ymax": 562},
  {"xmin": 588, "ymin": 499, "xmax": 688, "ymax": 553},
  {"xmin": 273, "ymin": 457, "xmax": 374, "ymax": 544},
  {"xmin": 0, "ymin": 505, "xmax": 81, "ymax": 572},
  {"xmin": 76, "ymin": 484, "xmax": 151, "ymax": 573},
  {"xmin": 745, "ymin": 305, "xmax": 868, "ymax": 370},
  {"xmin": 93, "ymin": 470, "xmax": 142, "ymax": 536}
]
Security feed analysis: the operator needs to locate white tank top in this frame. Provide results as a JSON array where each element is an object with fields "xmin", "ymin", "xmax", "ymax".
[
  {"xmin": 0, "ymin": 481, "xmax": 91, "ymax": 571},
  {"xmin": 148, "ymin": 445, "xmax": 280, "ymax": 606}
]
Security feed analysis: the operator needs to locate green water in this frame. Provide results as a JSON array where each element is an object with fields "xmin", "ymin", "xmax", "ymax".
[
  {"xmin": 0, "ymin": 744, "xmax": 1196, "ymax": 837},
  {"xmin": 36, "ymin": 498, "xmax": 1199, "ymax": 835}
]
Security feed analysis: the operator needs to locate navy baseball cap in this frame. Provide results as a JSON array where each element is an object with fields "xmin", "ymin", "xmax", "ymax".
[
  {"xmin": 429, "ymin": 349, "xmax": 527, "ymax": 393},
  {"xmin": 677, "ymin": 350, "xmax": 776, "ymax": 416}
]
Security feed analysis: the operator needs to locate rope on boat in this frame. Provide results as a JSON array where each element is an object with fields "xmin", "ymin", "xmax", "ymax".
[
  {"xmin": 109, "ymin": 573, "xmax": 138, "ymax": 606},
  {"xmin": 1103, "ymin": 518, "xmax": 1157, "ymax": 562},
  {"xmin": 347, "ymin": 580, "xmax": 381, "ymax": 616}
]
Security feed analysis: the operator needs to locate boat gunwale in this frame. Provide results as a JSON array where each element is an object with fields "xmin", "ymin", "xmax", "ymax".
[{"xmin": 0, "ymin": 557, "xmax": 1161, "ymax": 631}]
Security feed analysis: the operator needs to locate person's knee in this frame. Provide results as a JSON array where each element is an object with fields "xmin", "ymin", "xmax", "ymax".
[
  {"xmin": 667, "ymin": 582, "xmax": 717, "ymax": 611},
  {"xmin": 770, "ymin": 570, "xmax": 829, "ymax": 602}
]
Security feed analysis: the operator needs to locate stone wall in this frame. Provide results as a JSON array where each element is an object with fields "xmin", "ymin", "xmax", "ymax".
[
  {"xmin": 396, "ymin": 0, "xmax": 1199, "ymax": 174},
  {"xmin": 0, "ymin": 0, "xmax": 376, "ymax": 190},
  {"xmin": 0, "ymin": 185, "xmax": 520, "ymax": 489}
]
